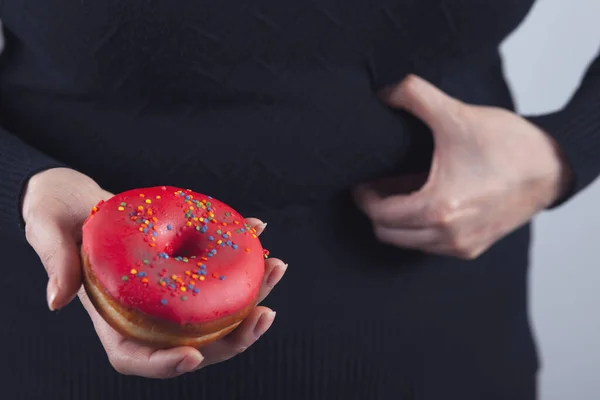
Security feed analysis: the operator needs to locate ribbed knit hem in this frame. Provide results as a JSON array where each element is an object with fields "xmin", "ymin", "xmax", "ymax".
[{"xmin": 0, "ymin": 128, "xmax": 65, "ymax": 234}]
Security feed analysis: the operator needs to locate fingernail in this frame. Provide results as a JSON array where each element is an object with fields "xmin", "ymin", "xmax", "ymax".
[
  {"xmin": 175, "ymin": 352, "xmax": 204, "ymax": 374},
  {"xmin": 260, "ymin": 222, "xmax": 268, "ymax": 231},
  {"xmin": 267, "ymin": 264, "xmax": 287, "ymax": 287},
  {"xmin": 253, "ymin": 311, "xmax": 276, "ymax": 338},
  {"xmin": 47, "ymin": 278, "xmax": 58, "ymax": 311}
]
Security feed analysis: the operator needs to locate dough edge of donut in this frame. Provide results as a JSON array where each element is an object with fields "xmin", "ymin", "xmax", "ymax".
[
  {"xmin": 81, "ymin": 250, "xmax": 247, "ymax": 349},
  {"xmin": 83, "ymin": 273, "xmax": 242, "ymax": 348}
]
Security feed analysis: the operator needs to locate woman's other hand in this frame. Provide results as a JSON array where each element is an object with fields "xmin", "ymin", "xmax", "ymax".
[
  {"xmin": 355, "ymin": 75, "xmax": 572, "ymax": 259},
  {"xmin": 22, "ymin": 168, "xmax": 286, "ymax": 378}
]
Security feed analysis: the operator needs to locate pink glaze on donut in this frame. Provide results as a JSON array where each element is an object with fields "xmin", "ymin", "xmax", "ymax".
[{"xmin": 82, "ymin": 187, "xmax": 265, "ymax": 325}]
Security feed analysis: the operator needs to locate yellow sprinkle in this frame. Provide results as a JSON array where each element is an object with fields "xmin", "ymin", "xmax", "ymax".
[
  {"xmin": 130, "ymin": 269, "xmax": 137, "ymax": 275},
  {"xmin": 117, "ymin": 206, "xmax": 125, "ymax": 211},
  {"xmin": 145, "ymin": 199, "xmax": 151, "ymax": 204},
  {"xmin": 138, "ymin": 227, "xmax": 144, "ymax": 232},
  {"xmin": 137, "ymin": 206, "xmax": 144, "ymax": 211},
  {"xmin": 197, "ymin": 262, "xmax": 202, "ymax": 267},
  {"xmin": 180, "ymin": 287, "xmax": 186, "ymax": 292},
  {"xmin": 252, "ymin": 234, "xmax": 257, "ymax": 239},
  {"xmin": 171, "ymin": 275, "xmax": 177, "ymax": 280},
  {"xmin": 217, "ymin": 240, "xmax": 223, "ymax": 245},
  {"xmin": 192, "ymin": 274, "xmax": 199, "ymax": 279},
  {"xmin": 190, "ymin": 280, "xmax": 196, "ymax": 285},
  {"xmin": 156, "ymin": 196, "xmax": 161, "ymax": 199},
  {"xmin": 200, "ymin": 276, "xmax": 205, "ymax": 281},
  {"xmin": 92, "ymin": 206, "xmax": 98, "ymax": 212},
  {"xmin": 139, "ymin": 194, "xmax": 145, "ymax": 198},
  {"xmin": 185, "ymin": 271, "xmax": 191, "ymax": 276},
  {"xmin": 189, "ymin": 206, "xmax": 195, "ymax": 210},
  {"xmin": 186, "ymin": 221, "xmax": 192, "ymax": 227},
  {"xmin": 199, "ymin": 218, "xmax": 204, "ymax": 222},
  {"xmin": 234, "ymin": 220, "xmax": 240, "ymax": 224}
]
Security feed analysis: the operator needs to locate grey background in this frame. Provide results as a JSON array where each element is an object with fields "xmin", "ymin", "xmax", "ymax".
[{"xmin": 501, "ymin": 0, "xmax": 600, "ymax": 399}]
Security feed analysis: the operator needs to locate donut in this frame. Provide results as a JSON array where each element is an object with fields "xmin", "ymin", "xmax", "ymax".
[{"xmin": 80, "ymin": 186, "xmax": 266, "ymax": 348}]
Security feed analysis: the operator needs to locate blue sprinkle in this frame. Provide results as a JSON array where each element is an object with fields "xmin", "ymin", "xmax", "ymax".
[
  {"xmin": 153, "ymin": 231, "xmax": 158, "ymax": 237},
  {"xmin": 223, "ymin": 234, "xmax": 229, "ymax": 239},
  {"xmin": 170, "ymin": 284, "xmax": 176, "ymax": 289},
  {"xmin": 207, "ymin": 253, "xmax": 213, "ymax": 257},
  {"xmin": 188, "ymin": 284, "xmax": 193, "ymax": 290},
  {"xmin": 227, "ymin": 240, "xmax": 232, "ymax": 246},
  {"xmin": 165, "ymin": 278, "xmax": 171, "ymax": 284},
  {"xmin": 185, "ymin": 195, "xmax": 191, "ymax": 200},
  {"xmin": 200, "ymin": 264, "xmax": 206, "ymax": 269},
  {"xmin": 138, "ymin": 272, "xmax": 146, "ymax": 277},
  {"xmin": 211, "ymin": 249, "xmax": 217, "ymax": 254},
  {"xmin": 219, "ymin": 276, "xmax": 226, "ymax": 280},
  {"xmin": 147, "ymin": 223, "xmax": 153, "ymax": 228},
  {"xmin": 208, "ymin": 236, "xmax": 214, "ymax": 241},
  {"xmin": 232, "ymin": 244, "xmax": 238, "ymax": 250},
  {"xmin": 193, "ymin": 288, "xmax": 199, "ymax": 294},
  {"xmin": 201, "ymin": 226, "xmax": 208, "ymax": 233},
  {"xmin": 179, "ymin": 192, "xmax": 185, "ymax": 197},
  {"xmin": 200, "ymin": 270, "xmax": 207, "ymax": 276},
  {"xmin": 240, "ymin": 228, "xmax": 245, "ymax": 233},
  {"xmin": 220, "ymin": 242, "xmax": 225, "ymax": 247},
  {"xmin": 160, "ymin": 299, "xmax": 167, "ymax": 305},
  {"xmin": 167, "ymin": 224, "xmax": 172, "ymax": 231},
  {"xmin": 129, "ymin": 211, "xmax": 136, "ymax": 216},
  {"xmin": 207, "ymin": 207, "xmax": 212, "ymax": 211},
  {"xmin": 143, "ymin": 228, "xmax": 148, "ymax": 233}
]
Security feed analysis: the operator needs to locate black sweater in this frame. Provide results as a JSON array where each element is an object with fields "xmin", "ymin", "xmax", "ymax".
[{"xmin": 0, "ymin": 1, "xmax": 598, "ymax": 399}]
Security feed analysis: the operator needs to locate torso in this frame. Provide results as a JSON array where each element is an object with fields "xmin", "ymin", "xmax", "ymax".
[{"xmin": 0, "ymin": 1, "xmax": 539, "ymax": 399}]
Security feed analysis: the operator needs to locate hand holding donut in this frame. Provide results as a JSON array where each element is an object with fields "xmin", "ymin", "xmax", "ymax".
[
  {"xmin": 355, "ymin": 75, "xmax": 572, "ymax": 259},
  {"xmin": 22, "ymin": 168, "xmax": 287, "ymax": 378}
]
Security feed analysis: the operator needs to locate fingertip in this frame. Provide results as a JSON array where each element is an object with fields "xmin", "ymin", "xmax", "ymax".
[
  {"xmin": 245, "ymin": 217, "xmax": 267, "ymax": 236},
  {"xmin": 266, "ymin": 262, "xmax": 287, "ymax": 287},
  {"xmin": 47, "ymin": 278, "xmax": 59, "ymax": 311},
  {"xmin": 253, "ymin": 310, "xmax": 276, "ymax": 338}
]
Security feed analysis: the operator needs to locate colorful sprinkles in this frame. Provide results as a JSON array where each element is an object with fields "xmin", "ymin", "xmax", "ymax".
[{"xmin": 91, "ymin": 188, "xmax": 267, "ymax": 305}]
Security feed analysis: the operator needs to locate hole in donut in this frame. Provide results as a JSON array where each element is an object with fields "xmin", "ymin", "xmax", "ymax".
[{"xmin": 165, "ymin": 231, "xmax": 208, "ymax": 259}]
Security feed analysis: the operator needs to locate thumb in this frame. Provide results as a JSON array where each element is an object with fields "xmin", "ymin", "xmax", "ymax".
[
  {"xmin": 380, "ymin": 74, "xmax": 464, "ymax": 132},
  {"xmin": 25, "ymin": 214, "xmax": 84, "ymax": 311}
]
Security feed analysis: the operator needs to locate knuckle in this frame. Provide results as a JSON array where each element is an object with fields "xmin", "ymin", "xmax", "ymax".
[
  {"xmin": 449, "ymin": 236, "xmax": 472, "ymax": 258},
  {"xmin": 426, "ymin": 200, "xmax": 460, "ymax": 227},
  {"xmin": 451, "ymin": 243, "xmax": 478, "ymax": 260},
  {"xmin": 108, "ymin": 355, "xmax": 130, "ymax": 376},
  {"xmin": 448, "ymin": 101, "xmax": 472, "ymax": 131}
]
